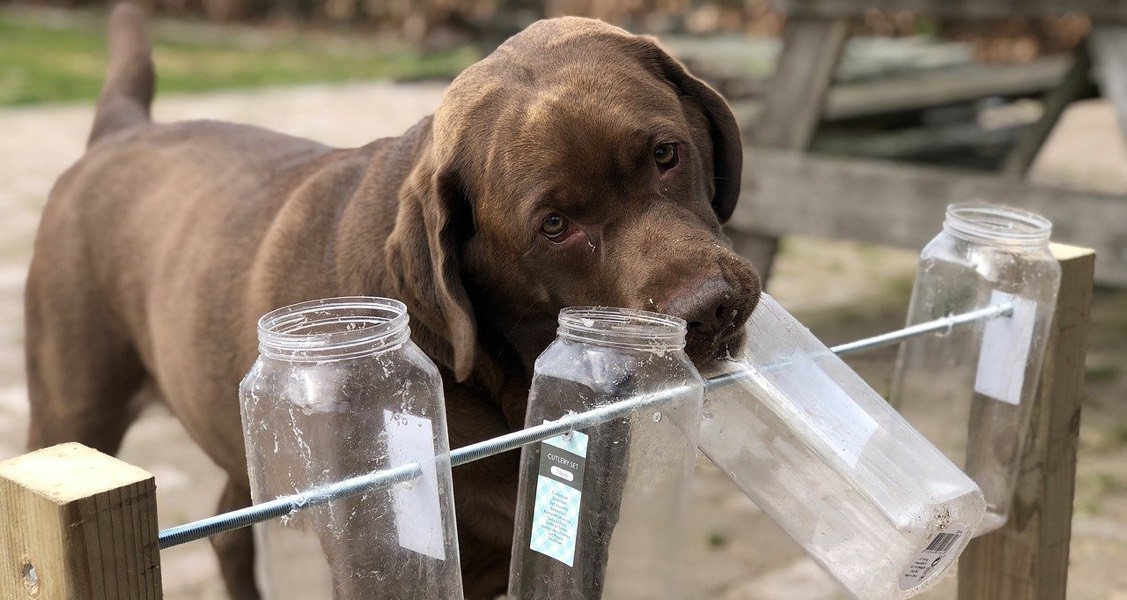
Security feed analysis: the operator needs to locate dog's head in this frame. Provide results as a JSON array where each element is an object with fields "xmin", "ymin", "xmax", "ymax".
[{"xmin": 388, "ymin": 17, "xmax": 760, "ymax": 382}]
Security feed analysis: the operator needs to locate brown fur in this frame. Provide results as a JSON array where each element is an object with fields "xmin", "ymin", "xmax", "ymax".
[{"xmin": 26, "ymin": 4, "xmax": 760, "ymax": 598}]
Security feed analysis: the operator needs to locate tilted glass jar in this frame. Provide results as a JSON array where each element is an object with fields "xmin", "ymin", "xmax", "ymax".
[
  {"xmin": 239, "ymin": 297, "xmax": 463, "ymax": 599},
  {"xmin": 700, "ymin": 294, "xmax": 986, "ymax": 599},
  {"xmin": 508, "ymin": 307, "xmax": 704, "ymax": 600},
  {"xmin": 891, "ymin": 204, "xmax": 1061, "ymax": 534}
]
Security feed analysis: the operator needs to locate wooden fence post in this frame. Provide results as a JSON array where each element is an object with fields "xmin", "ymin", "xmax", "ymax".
[
  {"xmin": 727, "ymin": 15, "xmax": 849, "ymax": 284},
  {"xmin": 957, "ymin": 244, "xmax": 1096, "ymax": 600},
  {"xmin": 0, "ymin": 442, "xmax": 162, "ymax": 599}
]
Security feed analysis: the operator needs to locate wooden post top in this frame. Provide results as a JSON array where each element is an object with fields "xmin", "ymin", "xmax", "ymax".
[
  {"xmin": 1, "ymin": 443, "xmax": 162, "ymax": 599},
  {"xmin": 0, "ymin": 442, "xmax": 154, "ymax": 503},
  {"xmin": 1050, "ymin": 242, "xmax": 1096, "ymax": 262}
]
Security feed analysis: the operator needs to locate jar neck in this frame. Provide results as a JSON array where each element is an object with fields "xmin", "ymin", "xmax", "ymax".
[
  {"xmin": 557, "ymin": 307, "xmax": 687, "ymax": 351},
  {"xmin": 942, "ymin": 204, "xmax": 1052, "ymax": 248},
  {"xmin": 257, "ymin": 297, "xmax": 410, "ymax": 362}
]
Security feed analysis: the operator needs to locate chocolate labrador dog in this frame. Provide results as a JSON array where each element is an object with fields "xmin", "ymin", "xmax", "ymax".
[{"xmin": 26, "ymin": 4, "xmax": 760, "ymax": 598}]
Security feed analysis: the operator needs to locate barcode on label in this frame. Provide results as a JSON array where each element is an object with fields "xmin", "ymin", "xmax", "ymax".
[
  {"xmin": 898, "ymin": 524, "xmax": 968, "ymax": 591},
  {"xmin": 926, "ymin": 531, "xmax": 961, "ymax": 553}
]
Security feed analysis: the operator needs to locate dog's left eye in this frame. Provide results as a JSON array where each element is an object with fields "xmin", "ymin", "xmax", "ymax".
[
  {"xmin": 654, "ymin": 142, "xmax": 679, "ymax": 170},
  {"xmin": 541, "ymin": 213, "xmax": 573, "ymax": 241}
]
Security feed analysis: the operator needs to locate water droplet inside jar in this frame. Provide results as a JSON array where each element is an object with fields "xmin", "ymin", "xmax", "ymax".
[{"xmin": 652, "ymin": 412, "xmax": 662, "ymax": 422}]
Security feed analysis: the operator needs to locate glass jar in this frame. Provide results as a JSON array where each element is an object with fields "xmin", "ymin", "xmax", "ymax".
[
  {"xmin": 239, "ymin": 297, "xmax": 463, "ymax": 599},
  {"xmin": 891, "ymin": 204, "xmax": 1060, "ymax": 534},
  {"xmin": 507, "ymin": 308, "xmax": 704, "ymax": 600},
  {"xmin": 700, "ymin": 294, "xmax": 986, "ymax": 599}
]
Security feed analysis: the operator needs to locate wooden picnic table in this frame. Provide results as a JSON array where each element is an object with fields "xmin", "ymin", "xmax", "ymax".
[{"xmin": 706, "ymin": 0, "xmax": 1127, "ymax": 287}]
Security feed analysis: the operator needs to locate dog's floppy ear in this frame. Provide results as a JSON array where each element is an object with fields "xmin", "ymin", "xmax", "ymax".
[
  {"xmin": 635, "ymin": 38, "xmax": 743, "ymax": 223},
  {"xmin": 385, "ymin": 140, "xmax": 477, "ymax": 382}
]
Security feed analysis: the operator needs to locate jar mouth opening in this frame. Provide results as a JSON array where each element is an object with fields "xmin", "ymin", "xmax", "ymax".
[
  {"xmin": 558, "ymin": 307, "xmax": 687, "ymax": 349},
  {"xmin": 943, "ymin": 203, "xmax": 1052, "ymax": 246},
  {"xmin": 257, "ymin": 297, "xmax": 409, "ymax": 359}
]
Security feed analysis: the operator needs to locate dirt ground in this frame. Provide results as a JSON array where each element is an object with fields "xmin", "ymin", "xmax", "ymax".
[{"xmin": 1, "ymin": 83, "xmax": 1125, "ymax": 599}]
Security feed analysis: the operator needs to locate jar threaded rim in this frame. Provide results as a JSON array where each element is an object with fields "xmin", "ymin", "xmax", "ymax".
[
  {"xmin": 557, "ymin": 307, "xmax": 687, "ymax": 350},
  {"xmin": 257, "ymin": 296, "xmax": 410, "ymax": 361},
  {"xmin": 942, "ymin": 204, "xmax": 1052, "ymax": 247}
]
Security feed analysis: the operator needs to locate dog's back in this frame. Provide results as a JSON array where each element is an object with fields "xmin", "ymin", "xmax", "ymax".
[{"xmin": 25, "ymin": 2, "xmax": 406, "ymax": 484}]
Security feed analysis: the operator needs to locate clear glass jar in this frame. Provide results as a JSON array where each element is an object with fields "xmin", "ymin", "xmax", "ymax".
[
  {"xmin": 239, "ymin": 297, "xmax": 463, "ymax": 599},
  {"xmin": 700, "ymin": 294, "xmax": 986, "ymax": 599},
  {"xmin": 508, "ymin": 308, "xmax": 704, "ymax": 600},
  {"xmin": 891, "ymin": 204, "xmax": 1060, "ymax": 534}
]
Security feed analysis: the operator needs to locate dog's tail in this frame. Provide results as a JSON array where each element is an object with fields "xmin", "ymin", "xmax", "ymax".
[{"xmin": 88, "ymin": 3, "xmax": 155, "ymax": 147}]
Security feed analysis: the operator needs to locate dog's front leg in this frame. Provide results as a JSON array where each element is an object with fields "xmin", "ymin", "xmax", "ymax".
[{"xmin": 212, "ymin": 479, "xmax": 261, "ymax": 600}]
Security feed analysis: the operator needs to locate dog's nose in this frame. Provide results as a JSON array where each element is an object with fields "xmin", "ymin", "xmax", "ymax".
[{"xmin": 666, "ymin": 278, "xmax": 740, "ymax": 337}]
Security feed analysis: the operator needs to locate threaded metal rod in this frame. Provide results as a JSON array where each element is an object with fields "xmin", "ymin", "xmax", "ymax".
[
  {"xmin": 158, "ymin": 386, "xmax": 687, "ymax": 549},
  {"xmin": 450, "ymin": 384, "xmax": 692, "ymax": 468},
  {"xmin": 158, "ymin": 461, "xmax": 423, "ymax": 549},
  {"xmin": 829, "ymin": 301, "xmax": 1013, "ymax": 357},
  {"xmin": 158, "ymin": 301, "xmax": 1013, "ymax": 549}
]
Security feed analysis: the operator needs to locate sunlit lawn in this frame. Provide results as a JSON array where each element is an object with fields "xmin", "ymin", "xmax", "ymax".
[{"xmin": 0, "ymin": 7, "xmax": 478, "ymax": 106}]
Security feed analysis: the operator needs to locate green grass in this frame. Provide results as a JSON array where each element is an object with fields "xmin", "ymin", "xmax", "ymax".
[
  {"xmin": 0, "ymin": 10, "xmax": 478, "ymax": 106},
  {"xmin": 1077, "ymin": 498, "xmax": 1101, "ymax": 516},
  {"xmin": 1087, "ymin": 364, "xmax": 1121, "ymax": 384},
  {"xmin": 1109, "ymin": 422, "xmax": 1127, "ymax": 444},
  {"xmin": 706, "ymin": 531, "xmax": 729, "ymax": 549}
]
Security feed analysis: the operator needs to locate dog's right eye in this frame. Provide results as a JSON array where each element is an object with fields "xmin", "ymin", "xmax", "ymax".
[
  {"xmin": 540, "ymin": 214, "xmax": 572, "ymax": 241},
  {"xmin": 654, "ymin": 142, "xmax": 679, "ymax": 171}
]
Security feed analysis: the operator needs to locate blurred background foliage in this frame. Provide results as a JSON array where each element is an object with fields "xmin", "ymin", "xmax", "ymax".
[{"xmin": 3, "ymin": 0, "xmax": 1092, "ymax": 58}]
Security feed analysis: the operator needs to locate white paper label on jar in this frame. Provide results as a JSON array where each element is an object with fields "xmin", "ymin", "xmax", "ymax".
[
  {"xmin": 897, "ymin": 523, "xmax": 967, "ymax": 591},
  {"xmin": 975, "ymin": 291, "xmax": 1038, "ymax": 406},
  {"xmin": 769, "ymin": 352, "xmax": 878, "ymax": 467},
  {"xmin": 529, "ymin": 429, "xmax": 589, "ymax": 567},
  {"xmin": 384, "ymin": 410, "xmax": 445, "ymax": 561}
]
